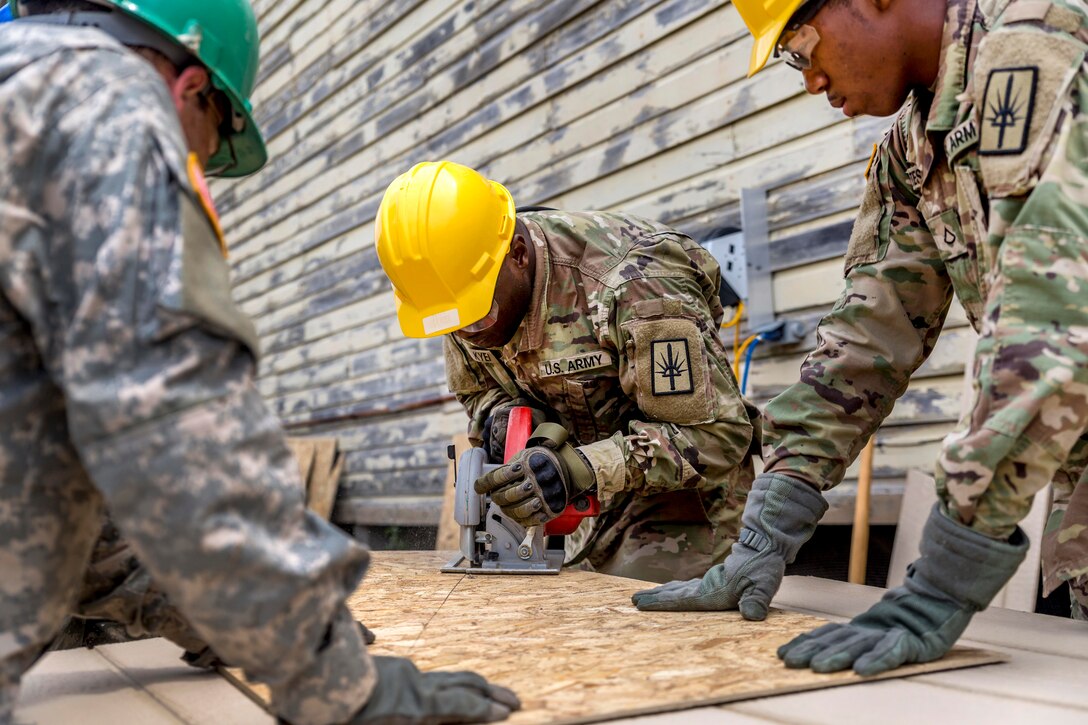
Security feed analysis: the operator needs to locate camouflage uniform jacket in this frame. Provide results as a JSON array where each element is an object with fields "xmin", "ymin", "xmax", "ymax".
[
  {"xmin": 445, "ymin": 210, "xmax": 756, "ymax": 562},
  {"xmin": 763, "ymin": 0, "xmax": 1088, "ymax": 597},
  {"xmin": 0, "ymin": 23, "xmax": 372, "ymax": 723}
]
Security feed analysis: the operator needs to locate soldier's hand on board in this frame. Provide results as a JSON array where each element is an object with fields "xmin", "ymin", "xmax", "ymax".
[
  {"xmin": 351, "ymin": 656, "xmax": 521, "ymax": 723},
  {"xmin": 632, "ymin": 472, "xmax": 827, "ymax": 619},
  {"xmin": 777, "ymin": 504, "xmax": 1027, "ymax": 675}
]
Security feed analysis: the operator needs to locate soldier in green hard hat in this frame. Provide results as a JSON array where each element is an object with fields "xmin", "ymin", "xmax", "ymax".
[{"xmin": 0, "ymin": 2, "xmax": 519, "ymax": 723}]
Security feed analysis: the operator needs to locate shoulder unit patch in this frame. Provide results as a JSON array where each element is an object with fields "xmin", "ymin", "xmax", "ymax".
[
  {"xmin": 979, "ymin": 67, "xmax": 1038, "ymax": 155},
  {"xmin": 650, "ymin": 339, "xmax": 694, "ymax": 396}
]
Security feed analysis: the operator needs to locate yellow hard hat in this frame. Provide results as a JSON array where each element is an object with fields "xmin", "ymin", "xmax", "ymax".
[
  {"xmin": 734, "ymin": 0, "xmax": 807, "ymax": 77},
  {"xmin": 375, "ymin": 161, "xmax": 517, "ymax": 339}
]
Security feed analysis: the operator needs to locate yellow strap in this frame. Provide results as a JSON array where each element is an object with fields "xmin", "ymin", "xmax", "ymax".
[{"xmin": 187, "ymin": 153, "xmax": 228, "ymax": 258}]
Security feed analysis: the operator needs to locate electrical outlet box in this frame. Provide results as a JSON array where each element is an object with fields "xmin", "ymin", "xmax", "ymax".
[{"xmin": 702, "ymin": 231, "xmax": 748, "ymax": 302}]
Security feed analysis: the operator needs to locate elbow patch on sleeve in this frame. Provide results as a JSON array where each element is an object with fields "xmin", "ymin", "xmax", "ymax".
[{"xmin": 844, "ymin": 151, "xmax": 892, "ymax": 273}]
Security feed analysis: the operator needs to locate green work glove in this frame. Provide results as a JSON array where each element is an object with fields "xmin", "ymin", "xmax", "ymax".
[
  {"xmin": 350, "ymin": 656, "xmax": 521, "ymax": 724},
  {"xmin": 474, "ymin": 423, "xmax": 595, "ymax": 527},
  {"xmin": 632, "ymin": 472, "xmax": 828, "ymax": 619},
  {"xmin": 481, "ymin": 399, "xmax": 548, "ymax": 463},
  {"xmin": 778, "ymin": 504, "xmax": 1028, "ymax": 676}
]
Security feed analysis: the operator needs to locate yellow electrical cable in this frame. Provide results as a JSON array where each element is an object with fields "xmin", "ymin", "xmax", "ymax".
[
  {"xmin": 720, "ymin": 301, "xmax": 744, "ymax": 330},
  {"xmin": 734, "ymin": 334, "xmax": 761, "ymax": 378},
  {"xmin": 734, "ymin": 323, "xmax": 741, "ymax": 365},
  {"xmin": 720, "ymin": 301, "xmax": 745, "ymax": 367}
]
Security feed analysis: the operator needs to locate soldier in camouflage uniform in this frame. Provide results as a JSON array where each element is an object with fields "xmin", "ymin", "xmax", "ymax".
[
  {"xmin": 635, "ymin": 0, "xmax": 1088, "ymax": 673},
  {"xmin": 0, "ymin": 2, "xmax": 518, "ymax": 723},
  {"xmin": 376, "ymin": 161, "xmax": 756, "ymax": 584}
]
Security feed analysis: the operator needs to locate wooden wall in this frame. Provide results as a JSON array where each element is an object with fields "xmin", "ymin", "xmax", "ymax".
[{"xmin": 214, "ymin": 0, "xmax": 975, "ymax": 529}]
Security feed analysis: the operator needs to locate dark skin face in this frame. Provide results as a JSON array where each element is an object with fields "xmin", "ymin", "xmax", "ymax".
[
  {"xmin": 453, "ymin": 220, "xmax": 537, "ymax": 350},
  {"xmin": 798, "ymin": 0, "xmax": 946, "ymax": 118}
]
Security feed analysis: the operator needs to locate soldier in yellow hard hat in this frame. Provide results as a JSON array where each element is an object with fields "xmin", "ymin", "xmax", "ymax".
[
  {"xmin": 377, "ymin": 161, "xmax": 757, "ymax": 584},
  {"xmin": 636, "ymin": 0, "xmax": 1088, "ymax": 680}
]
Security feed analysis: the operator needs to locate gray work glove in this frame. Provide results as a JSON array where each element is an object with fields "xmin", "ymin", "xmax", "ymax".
[
  {"xmin": 350, "ymin": 656, "xmax": 521, "ymax": 724},
  {"xmin": 632, "ymin": 472, "xmax": 828, "ymax": 620},
  {"xmin": 481, "ymin": 399, "xmax": 548, "ymax": 463},
  {"xmin": 778, "ymin": 504, "xmax": 1028, "ymax": 676},
  {"xmin": 474, "ymin": 423, "xmax": 595, "ymax": 527}
]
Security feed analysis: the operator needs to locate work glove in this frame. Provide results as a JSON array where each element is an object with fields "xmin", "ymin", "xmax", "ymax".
[
  {"xmin": 350, "ymin": 656, "xmax": 521, "ymax": 724},
  {"xmin": 632, "ymin": 472, "xmax": 828, "ymax": 620},
  {"xmin": 474, "ymin": 423, "xmax": 595, "ymax": 527},
  {"xmin": 481, "ymin": 399, "xmax": 547, "ymax": 463},
  {"xmin": 778, "ymin": 504, "xmax": 1028, "ymax": 676}
]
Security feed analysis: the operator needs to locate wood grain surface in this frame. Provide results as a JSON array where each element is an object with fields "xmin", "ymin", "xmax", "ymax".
[{"xmin": 224, "ymin": 551, "xmax": 1003, "ymax": 724}]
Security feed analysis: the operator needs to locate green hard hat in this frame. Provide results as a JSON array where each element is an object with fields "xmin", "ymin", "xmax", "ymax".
[{"xmin": 13, "ymin": 0, "xmax": 268, "ymax": 177}]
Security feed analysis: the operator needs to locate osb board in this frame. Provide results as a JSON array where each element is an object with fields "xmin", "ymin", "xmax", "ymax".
[{"xmin": 225, "ymin": 551, "xmax": 1004, "ymax": 724}]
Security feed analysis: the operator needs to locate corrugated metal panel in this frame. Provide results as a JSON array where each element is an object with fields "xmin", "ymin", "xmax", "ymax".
[{"xmin": 215, "ymin": 0, "xmax": 974, "ymax": 527}]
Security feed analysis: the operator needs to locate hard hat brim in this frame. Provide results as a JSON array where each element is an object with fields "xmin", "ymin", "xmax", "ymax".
[
  {"xmin": 393, "ymin": 256, "xmax": 505, "ymax": 339},
  {"xmin": 747, "ymin": 18, "xmax": 790, "ymax": 77},
  {"xmin": 208, "ymin": 85, "xmax": 267, "ymax": 177}
]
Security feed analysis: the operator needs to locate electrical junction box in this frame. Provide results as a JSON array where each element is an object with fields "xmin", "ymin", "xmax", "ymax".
[{"xmin": 701, "ymin": 230, "xmax": 747, "ymax": 306}]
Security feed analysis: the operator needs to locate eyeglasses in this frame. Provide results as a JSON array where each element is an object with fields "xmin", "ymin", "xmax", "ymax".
[
  {"xmin": 200, "ymin": 85, "xmax": 245, "ymax": 137},
  {"xmin": 773, "ymin": 0, "xmax": 828, "ymax": 71},
  {"xmin": 199, "ymin": 84, "xmax": 246, "ymax": 176},
  {"xmin": 458, "ymin": 297, "xmax": 501, "ymax": 336},
  {"xmin": 775, "ymin": 24, "xmax": 820, "ymax": 70}
]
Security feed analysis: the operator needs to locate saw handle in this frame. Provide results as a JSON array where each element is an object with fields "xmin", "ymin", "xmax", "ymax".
[
  {"xmin": 545, "ymin": 493, "xmax": 600, "ymax": 536},
  {"xmin": 503, "ymin": 406, "xmax": 535, "ymax": 463},
  {"xmin": 503, "ymin": 406, "xmax": 600, "ymax": 536}
]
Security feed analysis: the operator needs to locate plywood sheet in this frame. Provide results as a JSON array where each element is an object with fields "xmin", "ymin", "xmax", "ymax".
[{"xmin": 224, "ymin": 552, "xmax": 1003, "ymax": 724}]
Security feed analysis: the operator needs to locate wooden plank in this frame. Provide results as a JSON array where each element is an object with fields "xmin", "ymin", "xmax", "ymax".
[
  {"xmin": 223, "ymin": 0, "xmax": 611, "ymax": 245},
  {"xmin": 729, "ymin": 677, "xmax": 1087, "ymax": 725},
  {"xmin": 233, "ymin": 0, "xmax": 724, "ymax": 233},
  {"xmin": 307, "ymin": 438, "xmax": 342, "ymax": 521},
  {"xmin": 223, "ymin": 552, "xmax": 1002, "ymax": 725},
  {"xmin": 333, "ymin": 495, "xmax": 445, "ymax": 527},
  {"xmin": 285, "ymin": 438, "xmax": 315, "ymax": 487}
]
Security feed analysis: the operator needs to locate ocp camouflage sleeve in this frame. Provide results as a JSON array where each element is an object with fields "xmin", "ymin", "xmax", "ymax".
[
  {"xmin": 937, "ymin": 12, "xmax": 1088, "ymax": 539},
  {"xmin": 762, "ymin": 112, "xmax": 955, "ymax": 490},
  {"xmin": 0, "ymin": 30, "xmax": 372, "ymax": 725},
  {"xmin": 578, "ymin": 242, "xmax": 755, "ymax": 504},
  {"xmin": 444, "ymin": 335, "xmax": 519, "ymax": 446}
]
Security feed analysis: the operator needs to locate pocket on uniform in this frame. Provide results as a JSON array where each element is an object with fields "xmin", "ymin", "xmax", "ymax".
[
  {"xmin": 844, "ymin": 164, "xmax": 893, "ymax": 274},
  {"xmin": 621, "ymin": 316, "xmax": 714, "ymax": 425},
  {"xmin": 564, "ymin": 378, "xmax": 600, "ymax": 443}
]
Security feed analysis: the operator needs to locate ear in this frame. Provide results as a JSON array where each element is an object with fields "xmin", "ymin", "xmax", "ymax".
[
  {"xmin": 509, "ymin": 230, "xmax": 531, "ymax": 270},
  {"xmin": 171, "ymin": 65, "xmax": 210, "ymax": 107}
]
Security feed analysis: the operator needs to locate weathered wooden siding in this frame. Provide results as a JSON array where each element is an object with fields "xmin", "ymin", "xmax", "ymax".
[{"xmin": 214, "ymin": 0, "xmax": 975, "ymax": 528}]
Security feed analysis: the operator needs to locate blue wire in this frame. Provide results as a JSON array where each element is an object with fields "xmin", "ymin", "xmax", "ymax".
[{"xmin": 741, "ymin": 334, "xmax": 765, "ymax": 396}]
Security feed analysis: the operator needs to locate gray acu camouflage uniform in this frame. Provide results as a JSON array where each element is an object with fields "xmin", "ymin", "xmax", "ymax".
[
  {"xmin": 0, "ymin": 23, "xmax": 374, "ymax": 724},
  {"xmin": 446, "ymin": 210, "xmax": 757, "ymax": 583},
  {"xmin": 762, "ymin": 0, "xmax": 1088, "ymax": 619}
]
